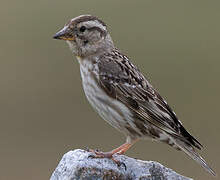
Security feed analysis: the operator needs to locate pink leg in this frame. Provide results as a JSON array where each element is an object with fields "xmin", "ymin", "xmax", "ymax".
[{"xmin": 89, "ymin": 139, "xmax": 138, "ymax": 158}]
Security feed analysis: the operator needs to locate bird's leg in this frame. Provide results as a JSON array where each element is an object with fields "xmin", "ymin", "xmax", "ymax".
[
  {"xmin": 89, "ymin": 142, "xmax": 132, "ymax": 158},
  {"xmin": 111, "ymin": 142, "xmax": 134, "ymax": 155},
  {"xmin": 88, "ymin": 138, "xmax": 138, "ymax": 166}
]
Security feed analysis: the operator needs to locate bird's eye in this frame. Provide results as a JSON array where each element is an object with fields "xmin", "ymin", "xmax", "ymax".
[{"xmin": 79, "ymin": 26, "xmax": 86, "ymax": 32}]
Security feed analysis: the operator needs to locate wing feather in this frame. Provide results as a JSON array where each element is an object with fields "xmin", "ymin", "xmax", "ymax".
[{"xmin": 98, "ymin": 51, "xmax": 202, "ymax": 149}]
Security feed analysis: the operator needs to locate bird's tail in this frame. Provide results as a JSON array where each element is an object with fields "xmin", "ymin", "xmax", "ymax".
[{"xmin": 173, "ymin": 138, "xmax": 216, "ymax": 177}]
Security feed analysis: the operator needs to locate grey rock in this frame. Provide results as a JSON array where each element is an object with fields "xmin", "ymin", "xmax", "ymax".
[{"xmin": 50, "ymin": 149, "xmax": 193, "ymax": 180}]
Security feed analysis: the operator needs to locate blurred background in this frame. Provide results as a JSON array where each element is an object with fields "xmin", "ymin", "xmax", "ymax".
[{"xmin": 0, "ymin": 0, "xmax": 219, "ymax": 179}]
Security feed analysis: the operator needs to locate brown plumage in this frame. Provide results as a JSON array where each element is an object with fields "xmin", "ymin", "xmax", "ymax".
[
  {"xmin": 53, "ymin": 15, "xmax": 216, "ymax": 176},
  {"xmin": 98, "ymin": 50, "xmax": 202, "ymax": 147}
]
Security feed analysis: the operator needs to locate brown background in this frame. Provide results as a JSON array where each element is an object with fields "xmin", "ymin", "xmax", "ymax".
[{"xmin": 0, "ymin": 0, "xmax": 219, "ymax": 179}]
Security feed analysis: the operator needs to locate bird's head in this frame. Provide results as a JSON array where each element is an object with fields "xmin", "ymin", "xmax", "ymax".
[{"xmin": 53, "ymin": 15, "xmax": 114, "ymax": 57}]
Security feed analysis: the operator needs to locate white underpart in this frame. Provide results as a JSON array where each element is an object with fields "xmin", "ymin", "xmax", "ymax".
[
  {"xmin": 77, "ymin": 57, "xmax": 136, "ymax": 142},
  {"xmin": 66, "ymin": 41, "xmax": 75, "ymax": 52}
]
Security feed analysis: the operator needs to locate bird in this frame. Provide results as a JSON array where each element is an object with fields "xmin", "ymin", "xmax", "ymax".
[{"xmin": 53, "ymin": 15, "xmax": 216, "ymax": 176}]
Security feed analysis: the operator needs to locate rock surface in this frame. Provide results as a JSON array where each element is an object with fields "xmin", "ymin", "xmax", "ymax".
[{"xmin": 50, "ymin": 149, "xmax": 192, "ymax": 180}]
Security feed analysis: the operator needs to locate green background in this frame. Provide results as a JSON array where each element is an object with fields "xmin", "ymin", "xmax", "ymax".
[{"xmin": 0, "ymin": 0, "xmax": 219, "ymax": 179}]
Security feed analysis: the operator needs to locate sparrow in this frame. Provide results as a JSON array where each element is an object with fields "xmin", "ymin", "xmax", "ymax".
[{"xmin": 53, "ymin": 15, "xmax": 215, "ymax": 176}]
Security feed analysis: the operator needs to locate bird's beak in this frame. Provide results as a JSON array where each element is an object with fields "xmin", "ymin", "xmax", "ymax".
[{"xmin": 53, "ymin": 27, "xmax": 75, "ymax": 41}]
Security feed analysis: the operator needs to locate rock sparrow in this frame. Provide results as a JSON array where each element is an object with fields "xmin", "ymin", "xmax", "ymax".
[{"xmin": 53, "ymin": 15, "xmax": 215, "ymax": 176}]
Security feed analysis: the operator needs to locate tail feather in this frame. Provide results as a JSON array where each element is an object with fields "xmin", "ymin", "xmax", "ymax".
[
  {"xmin": 173, "ymin": 138, "xmax": 216, "ymax": 176},
  {"xmin": 179, "ymin": 125, "xmax": 203, "ymax": 150}
]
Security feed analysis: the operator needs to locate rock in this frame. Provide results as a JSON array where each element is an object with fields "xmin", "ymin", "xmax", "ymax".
[{"xmin": 50, "ymin": 149, "xmax": 193, "ymax": 180}]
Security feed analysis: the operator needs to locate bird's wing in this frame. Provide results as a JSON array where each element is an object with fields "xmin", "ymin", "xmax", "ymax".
[{"xmin": 97, "ymin": 51, "xmax": 202, "ymax": 149}]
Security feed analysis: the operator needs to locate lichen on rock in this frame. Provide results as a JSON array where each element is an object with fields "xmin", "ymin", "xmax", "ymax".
[{"xmin": 50, "ymin": 149, "xmax": 193, "ymax": 180}]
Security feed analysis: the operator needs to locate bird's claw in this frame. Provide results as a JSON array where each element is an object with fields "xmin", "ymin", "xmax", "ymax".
[
  {"xmin": 112, "ymin": 157, "xmax": 127, "ymax": 170},
  {"xmin": 87, "ymin": 149, "xmax": 127, "ymax": 170},
  {"xmin": 85, "ymin": 147, "xmax": 101, "ymax": 152},
  {"xmin": 87, "ymin": 149, "xmax": 105, "ymax": 158},
  {"xmin": 88, "ymin": 154, "xmax": 95, "ymax": 158}
]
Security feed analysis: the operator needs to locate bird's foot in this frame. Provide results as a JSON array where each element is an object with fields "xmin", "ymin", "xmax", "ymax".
[
  {"xmin": 87, "ymin": 148, "xmax": 126, "ymax": 169},
  {"xmin": 88, "ymin": 149, "xmax": 114, "ymax": 158},
  {"xmin": 85, "ymin": 141, "xmax": 138, "ymax": 169}
]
